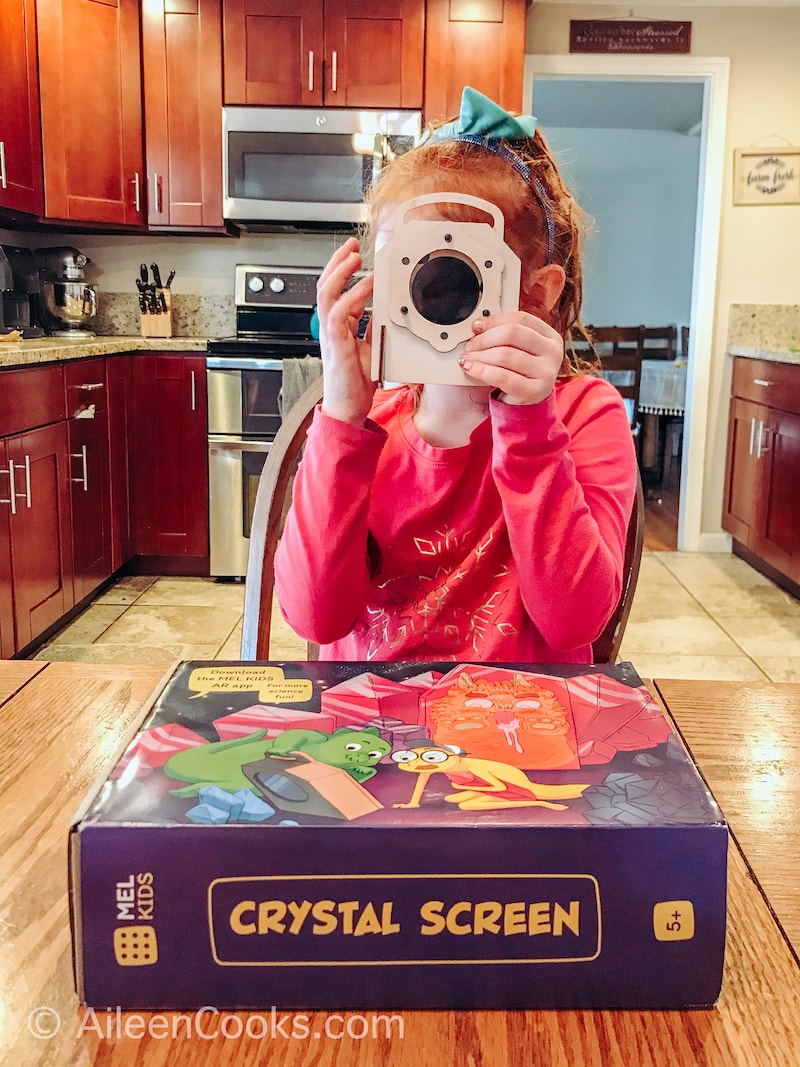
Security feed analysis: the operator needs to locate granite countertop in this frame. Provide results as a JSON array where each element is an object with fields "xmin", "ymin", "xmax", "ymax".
[
  {"xmin": 727, "ymin": 345, "xmax": 800, "ymax": 366},
  {"xmin": 0, "ymin": 335, "xmax": 208, "ymax": 368}
]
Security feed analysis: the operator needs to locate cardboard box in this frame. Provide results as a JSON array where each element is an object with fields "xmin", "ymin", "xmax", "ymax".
[{"xmin": 69, "ymin": 661, "xmax": 728, "ymax": 1011}]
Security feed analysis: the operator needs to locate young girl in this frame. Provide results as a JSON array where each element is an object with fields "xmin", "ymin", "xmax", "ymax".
[{"xmin": 274, "ymin": 87, "xmax": 637, "ymax": 664}]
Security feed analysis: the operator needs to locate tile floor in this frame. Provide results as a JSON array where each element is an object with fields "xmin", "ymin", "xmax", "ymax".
[{"xmin": 29, "ymin": 551, "xmax": 800, "ymax": 683}]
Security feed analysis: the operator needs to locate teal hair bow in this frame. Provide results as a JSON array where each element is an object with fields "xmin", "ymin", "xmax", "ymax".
[{"xmin": 428, "ymin": 86, "xmax": 538, "ymax": 144}]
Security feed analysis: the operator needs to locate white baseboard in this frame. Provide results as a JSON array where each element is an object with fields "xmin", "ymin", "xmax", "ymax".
[{"xmin": 695, "ymin": 532, "xmax": 733, "ymax": 554}]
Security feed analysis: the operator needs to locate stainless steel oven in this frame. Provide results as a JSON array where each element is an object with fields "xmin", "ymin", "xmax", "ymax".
[{"xmin": 207, "ymin": 266, "xmax": 320, "ymax": 577}]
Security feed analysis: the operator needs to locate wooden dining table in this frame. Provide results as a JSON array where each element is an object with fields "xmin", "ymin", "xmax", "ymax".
[{"xmin": 3, "ymin": 661, "xmax": 800, "ymax": 1067}]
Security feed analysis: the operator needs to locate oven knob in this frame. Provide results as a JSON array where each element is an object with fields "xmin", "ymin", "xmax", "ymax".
[
  {"xmin": 248, "ymin": 276, "xmax": 265, "ymax": 293},
  {"xmin": 269, "ymin": 277, "xmax": 286, "ymax": 294}
]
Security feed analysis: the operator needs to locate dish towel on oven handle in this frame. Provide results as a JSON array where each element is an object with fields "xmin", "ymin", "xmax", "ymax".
[{"xmin": 278, "ymin": 355, "xmax": 323, "ymax": 418}]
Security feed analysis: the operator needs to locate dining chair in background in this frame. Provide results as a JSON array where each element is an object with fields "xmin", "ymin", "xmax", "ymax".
[
  {"xmin": 241, "ymin": 377, "xmax": 645, "ymax": 666},
  {"xmin": 572, "ymin": 325, "xmax": 646, "ymax": 434}
]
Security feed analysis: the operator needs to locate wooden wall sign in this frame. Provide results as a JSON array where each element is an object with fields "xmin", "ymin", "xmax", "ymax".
[{"xmin": 569, "ymin": 20, "xmax": 692, "ymax": 55}]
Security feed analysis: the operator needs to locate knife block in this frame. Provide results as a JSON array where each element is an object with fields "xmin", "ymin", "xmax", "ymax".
[{"xmin": 140, "ymin": 288, "xmax": 172, "ymax": 338}]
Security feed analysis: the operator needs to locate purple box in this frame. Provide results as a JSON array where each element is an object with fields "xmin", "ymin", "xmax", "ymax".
[{"xmin": 69, "ymin": 660, "xmax": 728, "ymax": 1011}]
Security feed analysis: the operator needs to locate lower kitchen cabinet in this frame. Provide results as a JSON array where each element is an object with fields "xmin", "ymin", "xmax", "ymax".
[
  {"xmin": 0, "ymin": 442, "xmax": 17, "ymax": 658},
  {"xmin": 5, "ymin": 420, "xmax": 75, "ymax": 650},
  {"xmin": 66, "ymin": 358, "xmax": 114, "ymax": 602},
  {"xmin": 0, "ymin": 362, "xmax": 74, "ymax": 655},
  {"xmin": 107, "ymin": 355, "xmax": 133, "ymax": 572},
  {"xmin": 722, "ymin": 357, "xmax": 800, "ymax": 590},
  {"xmin": 131, "ymin": 353, "xmax": 209, "ymax": 571},
  {"xmin": 68, "ymin": 407, "xmax": 113, "ymax": 602}
]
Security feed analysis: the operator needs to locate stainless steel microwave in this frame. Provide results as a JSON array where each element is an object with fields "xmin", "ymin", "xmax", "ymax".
[{"xmin": 222, "ymin": 107, "xmax": 422, "ymax": 227}]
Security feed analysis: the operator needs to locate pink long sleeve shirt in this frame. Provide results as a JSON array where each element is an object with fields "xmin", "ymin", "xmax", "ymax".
[{"xmin": 274, "ymin": 375, "xmax": 637, "ymax": 663}]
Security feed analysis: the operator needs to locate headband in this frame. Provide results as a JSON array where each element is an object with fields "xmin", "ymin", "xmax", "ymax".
[{"xmin": 427, "ymin": 87, "xmax": 556, "ymax": 265}]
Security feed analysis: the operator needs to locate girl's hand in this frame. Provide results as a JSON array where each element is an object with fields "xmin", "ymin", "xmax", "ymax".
[
  {"xmin": 317, "ymin": 237, "xmax": 376, "ymax": 426},
  {"xmin": 457, "ymin": 310, "xmax": 565, "ymax": 406}
]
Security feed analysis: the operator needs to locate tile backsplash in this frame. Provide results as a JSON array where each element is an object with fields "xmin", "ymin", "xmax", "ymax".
[{"xmin": 94, "ymin": 292, "xmax": 236, "ymax": 338}]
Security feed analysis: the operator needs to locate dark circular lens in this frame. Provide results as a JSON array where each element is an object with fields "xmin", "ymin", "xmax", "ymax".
[{"xmin": 409, "ymin": 252, "xmax": 482, "ymax": 326}]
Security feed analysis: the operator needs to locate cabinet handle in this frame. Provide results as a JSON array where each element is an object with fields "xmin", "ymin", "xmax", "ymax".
[
  {"xmin": 10, "ymin": 456, "xmax": 32, "ymax": 509},
  {"xmin": 190, "ymin": 370, "xmax": 197, "ymax": 411},
  {"xmin": 81, "ymin": 382, "xmax": 104, "ymax": 391},
  {"xmin": 132, "ymin": 172, "xmax": 141, "ymax": 212},
  {"xmin": 748, "ymin": 417, "xmax": 756, "ymax": 456},
  {"xmin": 330, "ymin": 50, "xmax": 338, "ymax": 93},
  {"xmin": 0, "ymin": 463, "xmax": 16, "ymax": 514},
  {"xmin": 752, "ymin": 378, "xmax": 772, "ymax": 387},
  {"xmin": 70, "ymin": 444, "xmax": 89, "ymax": 491},
  {"xmin": 308, "ymin": 50, "xmax": 314, "ymax": 93},
  {"xmin": 757, "ymin": 421, "xmax": 772, "ymax": 459},
  {"xmin": 152, "ymin": 172, "xmax": 162, "ymax": 214},
  {"xmin": 0, "ymin": 141, "xmax": 6, "ymax": 190}
]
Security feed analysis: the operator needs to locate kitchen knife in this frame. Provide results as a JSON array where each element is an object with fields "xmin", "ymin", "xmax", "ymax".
[
  {"xmin": 151, "ymin": 262, "xmax": 163, "ymax": 288},
  {"xmin": 165, "ymin": 269, "xmax": 175, "ymax": 288},
  {"xmin": 139, "ymin": 263, "xmax": 149, "ymax": 285},
  {"xmin": 135, "ymin": 277, "xmax": 148, "ymax": 313}
]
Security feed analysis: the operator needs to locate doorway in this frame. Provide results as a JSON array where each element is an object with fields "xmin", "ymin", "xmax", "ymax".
[{"xmin": 523, "ymin": 55, "xmax": 730, "ymax": 552}]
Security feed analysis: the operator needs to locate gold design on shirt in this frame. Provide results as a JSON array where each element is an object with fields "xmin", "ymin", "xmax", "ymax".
[{"xmin": 357, "ymin": 522, "xmax": 518, "ymax": 658}]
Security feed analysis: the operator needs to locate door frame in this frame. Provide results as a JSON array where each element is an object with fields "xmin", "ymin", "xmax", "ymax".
[{"xmin": 523, "ymin": 54, "xmax": 731, "ymax": 552}]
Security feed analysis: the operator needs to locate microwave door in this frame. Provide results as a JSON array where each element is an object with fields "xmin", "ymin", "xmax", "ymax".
[{"xmin": 224, "ymin": 129, "xmax": 369, "ymax": 224}]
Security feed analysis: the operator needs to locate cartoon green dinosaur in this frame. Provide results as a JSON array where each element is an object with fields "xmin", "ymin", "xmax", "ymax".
[
  {"xmin": 164, "ymin": 726, "xmax": 391, "ymax": 797},
  {"xmin": 164, "ymin": 730, "xmax": 271, "ymax": 797},
  {"xmin": 268, "ymin": 726, "xmax": 391, "ymax": 783}
]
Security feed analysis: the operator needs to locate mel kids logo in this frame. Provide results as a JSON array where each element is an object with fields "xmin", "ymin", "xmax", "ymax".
[{"xmin": 113, "ymin": 873, "xmax": 158, "ymax": 967}]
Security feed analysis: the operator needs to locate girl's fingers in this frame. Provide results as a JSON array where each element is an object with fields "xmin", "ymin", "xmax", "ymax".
[{"xmin": 457, "ymin": 357, "xmax": 552, "ymax": 405}]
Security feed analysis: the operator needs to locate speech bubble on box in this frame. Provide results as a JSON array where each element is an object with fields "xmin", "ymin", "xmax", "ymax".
[{"xmin": 188, "ymin": 666, "xmax": 312, "ymax": 703}]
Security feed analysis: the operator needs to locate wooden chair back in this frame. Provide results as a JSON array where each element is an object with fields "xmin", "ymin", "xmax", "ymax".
[
  {"xmin": 574, "ymin": 325, "xmax": 645, "ymax": 431},
  {"xmin": 591, "ymin": 471, "xmax": 645, "ymax": 664},
  {"xmin": 241, "ymin": 376, "xmax": 323, "ymax": 661},
  {"xmin": 641, "ymin": 325, "xmax": 678, "ymax": 360},
  {"xmin": 241, "ymin": 381, "xmax": 645, "ymax": 666}
]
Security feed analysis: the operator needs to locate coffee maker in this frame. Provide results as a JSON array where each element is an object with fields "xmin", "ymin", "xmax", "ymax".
[
  {"xmin": 0, "ymin": 244, "xmax": 45, "ymax": 337},
  {"xmin": 34, "ymin": 245, "xmax": 98, "ymax": 338}
]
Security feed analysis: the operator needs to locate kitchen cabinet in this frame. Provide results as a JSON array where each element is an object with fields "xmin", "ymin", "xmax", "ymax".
[
  {"xmin": 6, "ymin": 423, "xmax": 75, "ymax": 651},
  {"xmin": 131, "ymin": 354, "xmax": 209, "ymax": 571},
  {"xmin": 423, "ymin": 0, "xmax": 527, "ymax": 123},
  {"xmin": 66, "ymin": 360, "xmax": 113, "ymax": 603},
  {"xmin": 722, "ymin": 357, "xmax": 800, "ymax": 590},
  {"xmin": 36, "ymin": 0, "xmax": 145, "ymax": 226},
  {"xmin": 142, "ymin": 0, "xmax": 224, "ymax": 229},
  {"xmin": 222, "ymin": 0, "xmax": 424, "ymax": 108},
  {"xmin": 107, "ymin": 355, "xmax": 133, "ymax": 572},
  {"xmin": 0, "ymin": 364, "xmax": 74, "ymax": 654},
  {"xmin": 0, "ymin": 0, "xmax": 44, "ymax": 217},
  {"xmin": 0, "ymin": 442, "xmax": 16, "ymax": 658}
]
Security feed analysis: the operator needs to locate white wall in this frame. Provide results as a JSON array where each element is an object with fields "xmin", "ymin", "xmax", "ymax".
[{"xmin": 543, "ymin": 126, "xmax": 699, "ymax": 327}]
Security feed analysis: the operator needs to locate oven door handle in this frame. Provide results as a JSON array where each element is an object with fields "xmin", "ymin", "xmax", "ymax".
[
  {"xmin": 206, "ymin": 357, "xmax": 285, "ymax": 372},
  {"xmin": 208, "ymin": 436, "xmax": 273, "ymax": 452}
]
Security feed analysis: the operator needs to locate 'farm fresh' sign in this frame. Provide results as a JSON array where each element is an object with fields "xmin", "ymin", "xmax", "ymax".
[{"xmin": 734, "ymin": 148, "xmax": 800, "ymax": 205}]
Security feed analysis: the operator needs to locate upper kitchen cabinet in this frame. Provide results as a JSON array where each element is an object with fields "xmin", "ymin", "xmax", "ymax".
[
  {"xmin": 222, "ymin": 0, "xmax": 424, "ymax": 108},
  {"xmin": 423, "ymin": 0, "xmax": 527, "ymax": 124},
  {"xmin": 36, "ymin": 0, "xmax": 145, "ymax": 226},
  {"xmin": 142, "ymin": 0, "xmax": 224, "ymax": 229},
  {"xmin": 0, "ymin": 0, "xmax": 44, "ymax": 217}
]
